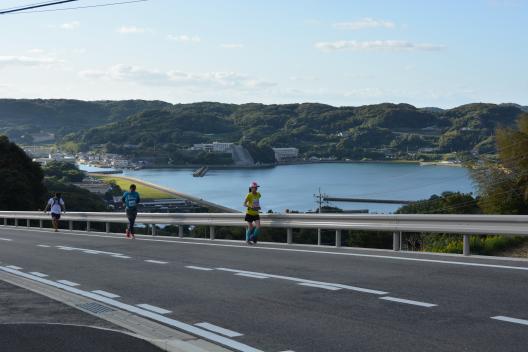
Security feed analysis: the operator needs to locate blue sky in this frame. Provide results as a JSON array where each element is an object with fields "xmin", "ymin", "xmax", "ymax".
[{"xmin": 0, "ymin": 0, "xmax": 527, "ymax": 107}]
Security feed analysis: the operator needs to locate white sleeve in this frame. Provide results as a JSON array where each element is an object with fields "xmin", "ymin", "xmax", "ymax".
[
  {"xmin": 47, "ymin": 198, "xmax": 53, "ymax": 206},
  {"xmin": 60, "ymin": 199, "xmax": 65, "ymax": 206}
]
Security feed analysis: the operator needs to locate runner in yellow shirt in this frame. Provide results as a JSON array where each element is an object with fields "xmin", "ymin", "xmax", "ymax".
[{"xmin": 243, "ymin": 181, "xmax": 261, "ymax": 244}]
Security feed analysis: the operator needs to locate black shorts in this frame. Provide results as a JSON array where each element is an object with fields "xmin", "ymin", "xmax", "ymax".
[
  {"xmin": 245, "ymin": 213, "xmax": 260, "ymax": 223},
  {"xmin": 51, "ymin": 213, "xmax": 61, "ymax": 220}
]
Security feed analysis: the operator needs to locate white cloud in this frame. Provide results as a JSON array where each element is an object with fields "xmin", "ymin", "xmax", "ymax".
[
  {"xmin": 60, "ymin": 21, "xmax": 80, "ymax": 30},
  {"xmin": 28, "ymin": 48, "xmax": 45, "ymax": 54},
  {"xmin": 333, "ymin": 18, "xmax": 395, "ymax": 30},
  {"xmin": 0, "ymin": 56, "xmax": 61, "ymax": 68},
  {"xmin": 167, "ymin": 34, "xmax": 201, "ymax": 43},
  {"xmin": 79, "ymin": 64, "xmax": 275, "ymax": 90},
  {"xmin": 315, "ymin": 40, "xmax": 446, "ymax": 52},
  {"xmin": 220, "ymin": 43, "xmax": 244, "ymax": 49},
  {"xmin": 117, "ymin": 26, "xmax": 150, "ymax": 34}
]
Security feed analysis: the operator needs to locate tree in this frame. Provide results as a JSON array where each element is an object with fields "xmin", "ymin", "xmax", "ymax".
[
  {"xmin": 0, "ymin": 136, "xmax": 47, "ymax": 210},
  {"xmin": 43, "ymin": 161, "xmax": 85, "ymax": 183},
  {"xmin": 472, "ymin": 113, "xmax": 528, "ymax": 214}
]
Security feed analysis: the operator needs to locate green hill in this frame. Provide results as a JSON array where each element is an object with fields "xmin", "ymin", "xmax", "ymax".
[
  {"xmin": 60, "ymin": 101, "xmax": 525, "ymax": 163},
  {"xmin": 0, "ymin": 99, "xmax": 171, "ymax": 143},
  {"xmin": 0, "ymin": 98, "xmax": 524, "ymax": 163}
]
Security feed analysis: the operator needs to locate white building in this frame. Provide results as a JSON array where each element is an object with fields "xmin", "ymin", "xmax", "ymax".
[
  {"xmin": 272, "ymin": 147, "xmax": 299, "ymax": 162},
  {"xmin": 191, "ymin": 142, "xmax": 234, "ymax": 153}
]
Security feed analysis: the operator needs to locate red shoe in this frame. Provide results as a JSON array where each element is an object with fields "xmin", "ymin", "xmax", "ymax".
[{"xmin": 125, "ymin": 229, "xmax": 131, "ymax": 238}]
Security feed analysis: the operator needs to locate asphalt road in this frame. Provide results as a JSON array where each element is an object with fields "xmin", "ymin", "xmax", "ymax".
[{"xmin": 1, "ymin": 226, "xmax": 528, "ymax": 352}]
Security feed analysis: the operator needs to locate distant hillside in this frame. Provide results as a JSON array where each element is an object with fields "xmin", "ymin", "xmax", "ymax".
[
  {"xmin": 0, "ymin": 99, "xmax": 171, "ymax": 143},
  {"xmin": 59, "ymin": 101, "xmax": 526, "ymax": 163}
]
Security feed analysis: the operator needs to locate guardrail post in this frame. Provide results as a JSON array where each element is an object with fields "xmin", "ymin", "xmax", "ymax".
[
  {"xmin": 86, "ymin": 221, "xmax": 91, "ymax": 232},
  {"xmin": 152, "ymin": 224, "xmax": 157, "ymax": 236},
  {"xmin": 69, "ymin": 220, "xmax": 73, "ymax": 231},
  {"xmin": 287, "ymin": 228, "xmax": 293, "ymax": 244},
  {"xmin": 335, "ymin": 230, "xmax": 342, "ymax": 247},
  {"xmin": 3, "ymin": 218, "xmax": 6, "ymax": 226},
  {"xmin": 39, "ymin": 219, "xmax": 43, "ymax": 228},
  {"xmin": 27, "ymin": 219, "xmax": 31, "ymax": 228},
  {"xmin": 317, "ymin": 229, "xmax": 322, "ymax": 246},
  {"xmin": 463, "ymin": 235, "xmax": 470, "ymax": 256},
  {"xmin": 393, "ymin": 231, "xmax": 401, "ymax": 251},
  {"xmin": 209, "ymin": 226, "xmax": 215, "ymax": 240},
  {"xmin": 105, "ymin": 222, "xmax": 110, "ymax": 233},
  {"xmin": 178, "ymin": 225, "xmax": 184, "ymax": 238},
  {"xmin": 15, "ymin": 219, "xmax": 18, "ymax": 227}
]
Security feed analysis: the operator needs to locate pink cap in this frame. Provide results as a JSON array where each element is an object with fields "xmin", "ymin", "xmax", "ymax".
[{"xmin": 249, "ymin": 181, "xmax": 260, "ymax": 188}]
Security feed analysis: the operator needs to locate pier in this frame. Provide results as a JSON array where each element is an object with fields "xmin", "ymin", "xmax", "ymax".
[
  {"xmin": 322, "ymin": 196, "xmax": 414, "ymax": 205},
  {"xmin": 192, "ymin": 166, "xmax": 208, "ymax": 177}
]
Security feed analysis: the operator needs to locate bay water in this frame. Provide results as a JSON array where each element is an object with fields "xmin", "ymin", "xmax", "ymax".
[{"xmin": 81, "ymin": 163, "xmax": 476, "ymax": 213}]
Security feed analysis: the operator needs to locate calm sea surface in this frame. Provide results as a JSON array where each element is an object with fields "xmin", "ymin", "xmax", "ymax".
[{"xmin": 81, "ymin": 163, "xmax": 476, "ymax": 213}]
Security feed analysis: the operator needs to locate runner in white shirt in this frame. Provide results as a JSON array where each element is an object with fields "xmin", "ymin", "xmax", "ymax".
[{"xmin": 44, "ymin": 192, "xmax": 66, "ymax": 232}]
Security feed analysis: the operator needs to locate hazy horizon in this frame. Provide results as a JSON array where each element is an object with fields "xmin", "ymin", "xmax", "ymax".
[{"xmin": 1, "ymin": 0, "xmax": 527, "ymax": 108}]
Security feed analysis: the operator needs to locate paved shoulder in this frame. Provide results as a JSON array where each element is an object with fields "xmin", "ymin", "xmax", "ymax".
[{"xmin": 0, "ymin": 281, "xmax": 164, "ymax": 352}]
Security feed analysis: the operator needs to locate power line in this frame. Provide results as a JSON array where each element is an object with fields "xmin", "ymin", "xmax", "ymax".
[
  {"xmin": 2, "ymin": 0, "xmax": 148, "ymax": 14},
  {"xmin": 0, "ymin": 0, "xmax": 79, "ymax": 14}
]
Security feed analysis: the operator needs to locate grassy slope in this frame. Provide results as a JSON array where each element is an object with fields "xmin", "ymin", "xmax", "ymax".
[{"xmin": 95, "ymin": 175, "xmax": 174, "ymax": 200}]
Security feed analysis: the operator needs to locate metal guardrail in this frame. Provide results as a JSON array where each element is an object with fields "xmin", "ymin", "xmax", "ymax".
[{"xmin": 1, "ymin": 211, "xmax": 527, "ymax": 256}]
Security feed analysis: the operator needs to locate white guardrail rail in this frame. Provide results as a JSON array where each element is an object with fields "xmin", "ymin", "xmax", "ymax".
[{"xmin": 1, "ymin": 211, "xmax": 527, "ymax": 256}]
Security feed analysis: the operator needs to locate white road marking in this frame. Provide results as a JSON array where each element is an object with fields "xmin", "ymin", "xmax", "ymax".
[
  {"xmin": 37, "ymin": 244, "xmax": 51, "ymax": 248},
  {"xmin": 136, "ymin": 304, "xmax": 172, "ymax": 315},
  {"xmin": 56, "ymin": 246, "xmax": 131, "ymax": 259},
  {"xmin": 217, "ymin": 268, "xmax": 387, "ymax": 295},
  {"xmin": 235, "ymin": 273, "xmax": 269, "ymax": 279},
  {"xmin": 12, "ymin": 226, "xmax": 528, "ymax": 272},
  {"xmin": 92, "ymin": 290, "xmax": 120, "ymax": 299},
  {"xmin": 195, "ymin": 322, "xmax": 243, "ymax": 337},
  {"xmin": 0, "ymin": 238, "xmax": 12, "ymax": 241},
  {"xmin": 298, "ymin": 283, "xmax": 342, "ymax": 291},
  {"xmin": 380, "ymin": 296, "xmax": 437, "ymax": 308},
  {"xmin": 6, "ymin": 265, "xmax": 22, "ymax": 270},
  {"xmin": 491, "ymin": 316, "xmax": 528, "ymax": 326},
  {"xmin": 29, "ymin": 272, "xmax": 48, "ymax": 277},
  {"xmin": 57, "ymin": 246, "xmax": 75, "ymax": 251},
  {"xmin": 0, "ymin": 265, "xmax": 267, "ymax": 352},
  {"xmin": 145, "ymin": 260, "xmax": 168, "ymax": 264},
  {"xmin": 185, "ymin": 265, "xmax": 213, "ymax": 271},
  {"xmin": 57, "ymin": 280, "xmax": 80, "ymax": 287}
]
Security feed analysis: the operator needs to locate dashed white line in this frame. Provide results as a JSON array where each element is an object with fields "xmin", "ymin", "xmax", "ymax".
[
  {"xmin": 37, "ymin": 244, "xmax": 51, "ymax": 248},
  {"xmin": 92, "ymin": 290, "xmax": 120, "ymax": 299},
  {"xmin": 5, "ymin": 265, "xmax": 22, "ymax": 270},
  {"xmin": 185, "ymin": 265, "xmax": 213, "ymax": 271},
  {"xmin": 298, "ymin": 283, "xmax": 342, "ymax": 291},
  {"xmin": 195, "ymin": 322, "xmax": 243, "ymax": 337},
  {"xmin": 0, "ymin": 238, "xmax": 12, "ymax": 241},
  {"xmin": 136, "ymin": 304, "xmax": 172, "ymax": 315},
  {"xmin": 112, "ymin": 255, "xmax": 131, "ymax": 259},
  {"xmin": 216, "ymin": 268, "xmax": 387, "ymax": 295},
  {"xmin": 0, "ymin": 265, "xmax": 265, "ymax": 352},
  {"xmin": 380, "ymin": 296, "xmax": 436, "ymax": 308},
  {"xmin": 29, "ymin": 272, "xmax": 48, "ymax": 277},
  {"xmin": 10, "ymin": 226, "xmax": 528, "ymax": 272},
  {"xmin": 492, "ymin": 316, "xmax": 528, "ymax": 326},
  {"xmin": 57, "ymin": 280, "xmax": 80, "ymax": 287},
  {"xmin": 145, "ymin": 260, "xmax": 168, "ymax": 264},
  {"xmin": 235, "ymin": 273, "xmax": 269, "ymax": 279}
]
